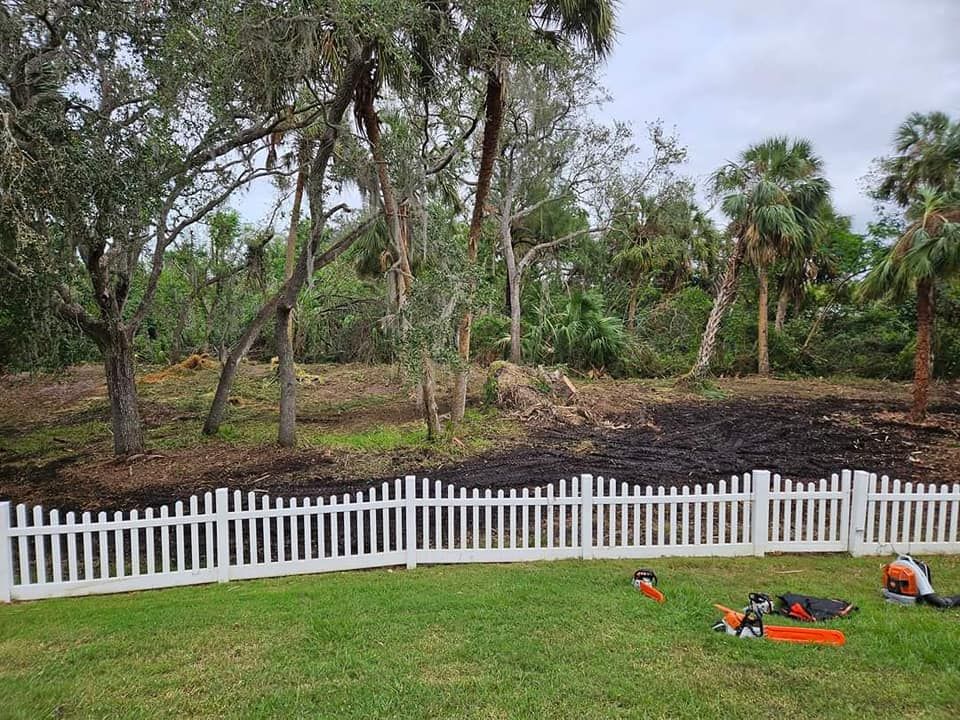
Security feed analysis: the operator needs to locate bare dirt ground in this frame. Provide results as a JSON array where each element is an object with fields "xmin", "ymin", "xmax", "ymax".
[{"xmin": 1, "ymin": 362, "xmax": 958, "ymax": 513}]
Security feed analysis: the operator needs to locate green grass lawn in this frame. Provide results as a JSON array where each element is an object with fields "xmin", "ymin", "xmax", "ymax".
[{"xmin": 1, "ymin": 556, "xmax": 959, "ymax": 719}]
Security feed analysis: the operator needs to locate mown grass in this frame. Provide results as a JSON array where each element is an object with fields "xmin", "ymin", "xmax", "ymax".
[{"xmin": 1, "ymin": 555, "xmax": 958, "ymax": 719}]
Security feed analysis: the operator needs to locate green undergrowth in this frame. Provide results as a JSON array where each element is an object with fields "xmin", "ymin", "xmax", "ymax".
[{"xmin": 1, "ymin": 555, "xmax": 958, "ymax": 719}]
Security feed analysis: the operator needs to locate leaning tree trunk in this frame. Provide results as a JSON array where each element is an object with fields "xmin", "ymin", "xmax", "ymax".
[
  {"xmin": 452, "ymin": 70, "xmax": 505, "ymax": 424},
  {"xmin": 203, "ymin": 295, "xmax": 281, "ymax": 435},
  {"xmin": 103, "ymin": 329, "xmax": 145, "ymax": 455},
  {"xmin": 359, "ymin": 92, "xmax": 410, "ymax": 314},
  {"xmin": 774, "ymin": 285, "xmax": 789, "ymax": 333},
  {"xmin": 685, "ymin": 240, "xmax": 744, "ymax": 381},
  {"xmin": 757, "ymin": 266, "xmax": 770, "ymax": 376},
  {"xmin": 911, "ymin": 278, "xmax": 934, "ymax": 421},
  {"xmin": 276, "ymin": 303, "xmax": 297, "ymax": 447}
]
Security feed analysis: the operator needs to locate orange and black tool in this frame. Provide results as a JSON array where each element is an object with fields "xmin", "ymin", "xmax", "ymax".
[
  {"xmin": 632, "ymin": 569, "xmax": 665, "ymax": 603},
  {"xmin": 713, "ymin": 604, "xmax": 846, "ymax": 646}
]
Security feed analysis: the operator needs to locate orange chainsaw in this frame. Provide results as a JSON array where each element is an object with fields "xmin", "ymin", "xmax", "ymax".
[
  {"xmin": 713, "ymin": 593, "xmax": 845, "ymax": 646},
  {"xmin": 632, "ymin": 569, "xmax": 665, "ymax": 603}
]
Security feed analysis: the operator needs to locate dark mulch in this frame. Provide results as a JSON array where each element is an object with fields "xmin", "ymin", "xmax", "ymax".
[{"xmin": 3, "ymin": 394, "xmax": 956, "ymax": 514}]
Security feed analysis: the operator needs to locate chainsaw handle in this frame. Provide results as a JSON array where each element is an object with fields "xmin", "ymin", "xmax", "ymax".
[{"xmin": 633, "ymin": 569, "xmax": 658, "ymax": 587}]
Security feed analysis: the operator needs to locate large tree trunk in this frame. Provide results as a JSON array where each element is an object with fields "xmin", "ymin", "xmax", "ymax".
[
  {"xmin": 774, "ymin": 285, "xmax": 789, "ymax": 333},
  {"xmin": 421, "ymin": 350, "xmax": 441, "ymax": 440},
  {"xmin": 203, "ymin": 295, "xmax": 281, "ymax": 435},
  {"xmin": 103, "ymin": 330, "xmax": 144, "ymax": 455},
  {"xmin": 359, "ymin": 89, "xmax": 410, "ymax": 319},
  {"xmin": 911, "ymin": 278, "xmax": 934, "ymax": 421},
  {"xmin": 757, "ymin": 265, "xmax": 770, "ymax": 376},
  {"xmin": 508, "ymin": 271, "xmax": 522, "ymax": 364},
  {"xmin": 686, "ymin": 239, "xmax": 744, "ymax": 381},
  {"xmin": 452, "ymin": 70, "xmax": 505, "ymax": 424},
  {"xmin": 276, "ymin": 304, "xmax": 297, "ymax": 447},
  {"xmin": 283, "ymin": 161, "xmax": 308, "ymax": 336}
]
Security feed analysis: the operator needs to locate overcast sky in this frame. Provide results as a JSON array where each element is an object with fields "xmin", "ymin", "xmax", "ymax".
[
  {"xmin": 601, "ymin": 0, "xmax": 960, "ymax": 230},
  {"xmin": 236, "ymin": 0, "xmax": 960, "ymax": 232}
]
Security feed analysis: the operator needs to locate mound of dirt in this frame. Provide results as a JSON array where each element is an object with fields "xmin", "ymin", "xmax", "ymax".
[
  {"xmin": 142, "ymin": 354, "xmax": 219, "ymax": 383},
  {"xmin": 486, "ymin": 361, "xmax": 628, "ymax": 428}
]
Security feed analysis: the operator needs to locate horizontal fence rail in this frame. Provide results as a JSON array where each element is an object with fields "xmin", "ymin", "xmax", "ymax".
[{"xmin": 2, "ymin": 470, "xmax": 958, "ymax": 602}]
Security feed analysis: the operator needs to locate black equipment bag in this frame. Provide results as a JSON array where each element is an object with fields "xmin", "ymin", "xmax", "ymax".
[{"xmin": 778, "ymin": 593, "xmax": 856, "ymax": 622}]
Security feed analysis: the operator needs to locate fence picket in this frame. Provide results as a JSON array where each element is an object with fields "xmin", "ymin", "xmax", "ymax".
[
  {"xmin": 705, "ymin": 484, "xmax": 715, "ymax": 545},
  {"xmin": 557, "ymin": 481, "xmax": 565, "ymax": 549},
  {"xmin": 818, "ymin": 479, "xmax": 827, "ymax": 542},
  {"xmin": 33, "ymin": 506, "xmax": 46, "ymax": 584},
  {"xmin": 434, "ymin": 481, "xmax": 442, "ymax": 549},
  {"xmin": 159, "ymin": 507, "xmax": 170, "ymax": 574},
  {"xmin": 483, "ymin": 489, "xmax": 492, "ymax": 549},
  {"xmin": 318, "ymin": 496, "xmax": 326, "ymax": 559},
  {"xmin": 717, "ymin": 481, "xmax": 726, "ymax": 545},
  {"xmin": 343, "ymin": 494, "xmax": 352, "ymax": 557},
  {"xmin": 632, "ymin": 485, "xmax": 641, "ymax": 547},
  {"xmin": 175, "ymin": 502, "xmax": 185, "ymax": 572},
  {"xmin": 190, "ymin": 496, "xmax": 200, "ymax": 570},
  {"xmin": 366, "ymin": 491, "xmax": 374, "ymax": 556},
  {"xmin": 261, "ymin": 495, "xmax": 272, "ymax": 563},
  {"xmin": 50, "ymin": 510, "xmax": 62, "ymax": 583},
  {"xmin": 448, "ymin": 486, "xmax": 455, "ymax": 551},
  {"xmin": 291, "ymin": 497, "xmax": 301, "ymax": 561},
  {"xmin": 348, "ymin": 495, "xmax": 357, "ymax": 558},
  {"xmin": 394, "ymin": 479, "xmax": 403, "ymax": 554},
  {"xmin": 693, "ymin": 485, "xmax": 701, "ymax": 546},
  {"xmin": 950, "ymin": 484, "xmax": 959, "ymax": 543},
  {"xmin": 98, "ymin": 511, "xmax": 110, "ymax": 579},
  {"xmin": 115, "ymin": 510, "xmax": 125, "ymax": 578},
  {"xmin": 461, "ymin": 487, "xmax": 468, "ymax": 550},
  {"xmin": 472, "ymin": 489, "xmax": 480, "ymax": 551},
  {"xmin": 130, "ymin": 510, "xmax": 140, "ymax": 576},
  {"xmin": 204, "ymin": 493, "xmax": 214, "ymax": 570},
  {"xmin": 233, "ymin": 492, "xmax": 244, "ymax": 565},
  {"xmin": 509, "ymin": 489, "xmax": 517, "ymax": 549},
  {"xmin": 145, "ymin": 509, "xmax": 155, "ymax": 575},
  {"xmin": 66, "ymin": 511, "xmax": 78, "ymax": 582}
]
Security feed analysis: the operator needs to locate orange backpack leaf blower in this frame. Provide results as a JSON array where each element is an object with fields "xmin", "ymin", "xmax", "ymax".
[{"xmin": 881, "ymin": 555, "xmax": 960, "ymax": 608}]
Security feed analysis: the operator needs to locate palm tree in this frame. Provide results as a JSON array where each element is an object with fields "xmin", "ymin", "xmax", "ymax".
[
  {"xmin": 862, "ymin": 188, "xmax": 960, "ymax": 419},
  {"xmin": 875, "ymin": 112, "xmax": 960, "ymax": 205},
  {"xmin": 773, "ymin": 205, "xmax": 848, "ymax": 332},
  {"xmin": 450, "ymin": 0, "xmax": 619, "ymax": 423},
  {"xmin": 862, "ymin": 111, "xmax": 960, "ymax": 420},
  {"xmin": 685, "ymin": 137, "xmax": 829, "ymax": 380},
  {"xmin": 612, "ymin": 192, "xmax": 718, "ymax": 330}
]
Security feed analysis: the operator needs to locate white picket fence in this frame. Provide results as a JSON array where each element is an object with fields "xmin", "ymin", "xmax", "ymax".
[{"xmin": 1, "ymin": 470, "xmax": 958, "ymax": 602}]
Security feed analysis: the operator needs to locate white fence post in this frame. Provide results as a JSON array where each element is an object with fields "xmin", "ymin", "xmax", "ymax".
[
  {"xmin": 580, "ymin": 474, "xmax": 593, "ymax": 560},
  {"xmin": 848, "ymin": 470, "xmax": 870, "ymax": 556},
  {"xmin": 0, "ymin": 502, "xmax": 11, "ymax": 603},
  {"xmin": 215, "ymin": 488, "xmax": 230, "ymax": 582},
  {"xmin": 752, "ymin": 470, "xmax": 770, "ymax": 557},
  {"xmin": 405, "ymin": 475, "xmax": 417, "ymax": 569}
]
